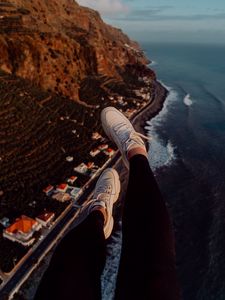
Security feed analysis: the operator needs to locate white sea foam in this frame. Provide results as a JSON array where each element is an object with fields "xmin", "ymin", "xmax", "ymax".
[
  {"xmin": 150, "ymin": 60, "xmax": 158, "ymax": 66},
  {"xmin": 146, "ymin": 81, "xmax": 179, "ymax": 127},
  {"xmin": 183, "ymin": 94, "xmax": 193, "ymax": 106},
  {"xmin": 146, "ymin": 81, "xmax": 178, "ymax": 170},
  {"xmin": 165, "ymin": 140, "xmax": 176, "ymax": 166}
]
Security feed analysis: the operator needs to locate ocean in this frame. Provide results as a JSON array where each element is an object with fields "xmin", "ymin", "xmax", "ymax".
[
  {"xmin": 102, "ymin": 43, "xmax": 225, "ymax": 300},
  {"xmin": 144, "ymin": 43, "xmax": 225, "ymax": 300}
]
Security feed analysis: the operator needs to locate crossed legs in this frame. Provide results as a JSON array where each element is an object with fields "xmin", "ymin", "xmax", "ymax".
[{"xmin": 34, "ymin": 107, "xmax": 180, "ymax": 299}]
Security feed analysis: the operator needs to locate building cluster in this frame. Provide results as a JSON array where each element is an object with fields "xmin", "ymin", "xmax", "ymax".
[
  {"xmin": 90, "ymin": 141, "xmax": 115, "ymax": 159},
  {"xmin": 43, "ymin": 176, "xmax": 82, "ymax": 204},
  {"xmin": 108, "ymin": 95, "xmax": 127, "ymax": 107},
  {"xmin": 1, "ymin": 213, "xmax": 55, "ymax": 247}
]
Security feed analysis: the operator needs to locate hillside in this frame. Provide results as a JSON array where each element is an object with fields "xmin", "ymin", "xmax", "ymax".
[
  {"xmin": 0, "ymin": 0, "xmax": 154, "ymax": 101},
  {"xmin": 0, "ymin": 0, "xmax": 157, "ymax": 274}
]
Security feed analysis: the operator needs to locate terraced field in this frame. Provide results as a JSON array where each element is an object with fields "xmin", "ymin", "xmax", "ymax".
[
  {"xmin": 0, "ymin": 68, "xmax": 148, "ymax": 272},
  {"xmin": 0, "ymin": 71, "xmax": 111, "ymax": 272}
]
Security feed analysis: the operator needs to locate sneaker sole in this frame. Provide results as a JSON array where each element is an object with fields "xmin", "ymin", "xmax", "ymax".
[{"xmin": 103, "ymin": 168, "xmax": 120, "ymax": 239}]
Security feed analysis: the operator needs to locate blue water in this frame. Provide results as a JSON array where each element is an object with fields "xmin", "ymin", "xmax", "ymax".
[{"xmin": 144, "ymin": 43, "xmax": 225, "ymax": 300}]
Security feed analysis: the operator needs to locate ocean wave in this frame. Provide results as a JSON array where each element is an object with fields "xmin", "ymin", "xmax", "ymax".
[
  {"xmin": 146, "ymin": 81, "xmax": 179, "ymax": 127},
  {"xmin": 184, "ymin": 94, "xmax": 193, "ymax": 106},
  {"xmin": 165, "ymin": 140, "xmax": 176, "ymax": 166},
  {"xmin": 147, "ymin": 137, "xmax": 176, "ymax": 170},
  {"xmin": 149, "ymin": 60, "xmax": 158, "ymax": 66},
  {"xmin": 146, "ymin": 81, "xmax": 178, "ymax": 170}
]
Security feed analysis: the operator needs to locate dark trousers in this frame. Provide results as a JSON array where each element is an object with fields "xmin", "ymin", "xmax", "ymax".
[{"xmin": 34, "ymin": 155, "xmax": 180, "ymax": 300}]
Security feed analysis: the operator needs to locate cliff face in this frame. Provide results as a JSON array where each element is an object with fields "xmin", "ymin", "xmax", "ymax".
[{"xmin": 0, "ymin": 0, "xmax": 151, "ymax": 101}]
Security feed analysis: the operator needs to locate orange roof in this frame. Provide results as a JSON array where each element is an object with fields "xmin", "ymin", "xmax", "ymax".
[
  {"xmin": 6, "ymin": 215, "xmax": 37, "ymax": 234},
  {"xmin": 87, "ymin": 162, "xmax": 94, "ymax": 168},
  {"xmin": 70, "ymin": 176, "xmax": 77, "ymax": 181},
  {"xmin": 37, "ymin": 212, "xmax": 55, "ymax": 222},
  {"xmin": 106, "ymin": 148, "xmax": 114, "ymax": 152}
]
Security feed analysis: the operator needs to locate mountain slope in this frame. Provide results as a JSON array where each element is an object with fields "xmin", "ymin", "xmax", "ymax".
[{"xmin": 0, "ymin": 0, "xmax": 152, "ymax": 101}]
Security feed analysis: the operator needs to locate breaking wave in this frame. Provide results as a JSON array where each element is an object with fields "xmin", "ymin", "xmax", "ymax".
[
  {"xmin": 146, "ymin": 82, "xmax": 178, "ymax": 170},
  {"xmin": 184, "ymin": 94, "xmax": 193, "ymax": 106}
]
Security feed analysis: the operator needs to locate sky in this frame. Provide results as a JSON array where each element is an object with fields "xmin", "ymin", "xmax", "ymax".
[{"xmin": 77, "ymin": 0, "xmax": 225, "ymax": 44}]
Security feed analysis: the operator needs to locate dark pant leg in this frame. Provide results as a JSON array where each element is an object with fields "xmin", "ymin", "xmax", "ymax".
[
  {"xmin": 34, "ymin": 211, "xmax": 106, "ymax": 300},
  {"xmin": 115, "ymin": 154, "xmax": 181, "ymax": 300}
]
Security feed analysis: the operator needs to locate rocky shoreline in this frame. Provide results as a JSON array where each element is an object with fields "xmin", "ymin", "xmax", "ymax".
[
  {"xmin": 132, "ymin": 80, "xmax": 168, "ymax": 135},
  {"xmin": 102, "ymin": 79, "xmax": 168, "ymax": 300},
  {"xmin": 114, "ymin": 79, "xmax": 168, "ymax": 212}
]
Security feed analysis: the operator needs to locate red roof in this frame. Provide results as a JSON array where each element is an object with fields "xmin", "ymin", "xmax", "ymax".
[
  {"xmin": 87, "ymin": 162, "xmax": 94, "ymax": 168},
  {"xmin": 98, "ymin": 144, "xmax": 108, "ymax": 149},
  {"xmin": 37, "ymin": 212, "xmax": 55, "ymax": 222},
  {"xmin": 43, "ymin": 185, "xmax": 54, "ymax": 193},
  {"xmin": 70, "ymin": 176, "xmax": 77, "ymax": 181},
  {"xmin": 57, "ymin": 183, "xmax": 68, "ymax": 190}
]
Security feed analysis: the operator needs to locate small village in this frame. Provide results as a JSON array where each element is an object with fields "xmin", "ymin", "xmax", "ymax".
[
  {"xmin": 0, "ymin": 133, "xmax": 116, "ymax": 248},
  {"xmin": 0, "ymin": 73, "xmax": 153, "ymax": 274}
]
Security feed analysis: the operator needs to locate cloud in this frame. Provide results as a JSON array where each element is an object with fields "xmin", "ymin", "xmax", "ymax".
[
  {"xmin": 77, "ymin": 0, "xmax": 129, "ymax": 16},
  {"xmin": 111, "ymin": 6, "xmax": 172, "ymax": 21}
]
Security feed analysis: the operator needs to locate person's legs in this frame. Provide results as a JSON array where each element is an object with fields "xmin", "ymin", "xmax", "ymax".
[
  {"xmin": 101, "ymin": 107, "xmax": 180, "ymax": 299},
  {"xmin": 34, "ymin": 211, "xmax": 106, "ymax": 300},
  {"xmin": 34, "ymin": 168, "xmax": 121, "ymax": 300},
  {"xmin": 115, "ymin": 154, "xmax": 180, "ymax": 300}
]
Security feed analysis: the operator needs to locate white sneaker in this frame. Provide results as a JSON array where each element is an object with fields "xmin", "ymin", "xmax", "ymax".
[
  {"xmin": 81, "ymin": 168, "xmax": 120, "ymax": 239},
  {"xmin": 101, "ymin": 107, "xmax": 149, "ymax": 168}
]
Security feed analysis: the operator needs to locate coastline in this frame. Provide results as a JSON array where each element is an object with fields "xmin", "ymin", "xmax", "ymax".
[
  {"xmin": 7, "ymin": 79, "xmax": 169, "ymax": 300},
  {"xmin": 132, "ymin": 80, "xmax": 168, "ymax": 135},
  {"xmin": 102, "ymin": 79, "xmax": 169, "ymax": 300},
  {"xmin": 114, "ymin": 78, "xmax": 168, "ymax": 208}
]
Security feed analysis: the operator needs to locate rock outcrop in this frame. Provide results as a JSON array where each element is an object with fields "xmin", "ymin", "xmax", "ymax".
[{"xmin": 0, "ymin": 0, "xmax": 153, "ymax": 101}]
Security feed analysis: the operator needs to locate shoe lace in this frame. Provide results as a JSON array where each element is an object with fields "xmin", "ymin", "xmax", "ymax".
[
  {"xmin": 114, "ymin": 122, "xmax": 151, "ymax": 147},
  {"xmin": 95, "ymin": 185, "xmax": 111, "ymax": 195},
  {"xmin": 80, "ymin": 193, "xmax": 108, "ymax": 213}
]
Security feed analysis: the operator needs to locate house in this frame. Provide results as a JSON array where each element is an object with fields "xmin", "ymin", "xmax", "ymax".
[
  {"xmin": 74, "ymin": 163, "xmax": 88, "ymax": 175},
  {"xmin": 118, "ymin": 100, "xmax": 126, "ymax": 107},
  {"xmin": 36, "ymin": 212, "xmax": 55, "ymax": 227},
  {"xmin": 3, "ymin": 215, "xmax": 41, "ymax": 247},
  {"xmin": 72, "ymin": 130, "xmax": 77, "ymax": 134},
  {"xmin": 104, "ymin": 148, "xmax": 115, "ymax": 157},
  {"xmin": 43, "ymin": 185, "xmax": 54, "ymax": 195},
  {"xmin": 70, "ymin": 187, "xmax": 81, "ymax": 198},
  {"xmin": 98, "ymin": 144, "xmax": 108, "ymax": 151},
  {"xmin": 0, "ymin": 217, "xmax": 10, "ymax": 228},
  {"xmin": 117, "ymin": 96, "xmax": 124, "ymax": 101},
  {"xmin": 125, "ymin": 109, "xmax": 135, "ymax": 118},
  {"xmin": 87, "ymin": 162, "xmax": 95, "ymax": 169},
  {"xmin": 92, "ymin": 132, "xmax": 102, "ymax": 141},
  {"xmin": 28, "ymin": 201, "xmax": 37, "ymax": 208},
  {"xmin": 56, "ymin": 183, "xmax": 69, "ymax": 193},
  {"xmin": 109, "ymin": 96, "xmax": 114, "ymax": 101},
  {"xmin": 134, "ymin": 89, "xmax": 142, "ymax": 97},
  {"xmin": 67, "ymin": 176, "xmax": 78, "ymax": 184},
  {"xmin": 52, "ymin": 193, "xmax": 71, "ymax": 202},
  {"xmin": 66, "ymin": 156, "xmax": 74, "ymax": 162},
  {"xmin": 90, "ymin": 148, "xmax": 100, "ymax": 157}
]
